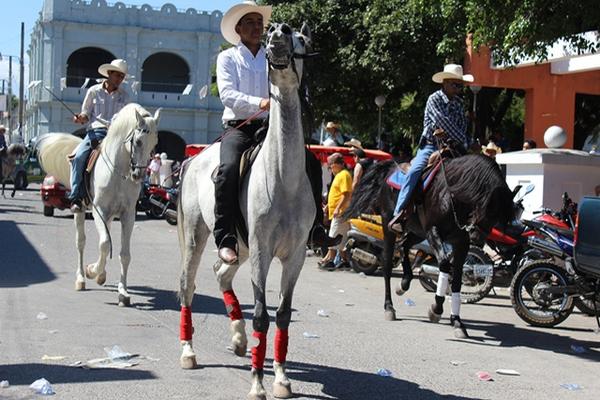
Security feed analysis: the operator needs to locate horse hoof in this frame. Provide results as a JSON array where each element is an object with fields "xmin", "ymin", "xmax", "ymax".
[
  {"xmin": 454, "ymin": 327, "xmax": 469, "ymax": 339},
  {"xmin": 384, "ymin": 310, "xmax": 396, "ymax": 321},
  {"xmin": 84, "ymin": 265, "xmax": 95, "ymax": 279},
  {"xmin": 75, "ymin": 281, "xmax": 86, "ymax": 291},
  {"xmin": 272, "ymin": 382, "xmax": 293, "ymax": 399},
  {"xmin": 180, "ymin": 355, "xmax": 198, "ymax": 369},
  {"xmin": 395, "ymin": 282, "xmax": 406, "ymax": 296},
  {"xmin": 247, "ymin": 393, "xmax": 267, "ymax": 400},
  {"xmin": 96, "ymin": 271, "xmax": 106, "ymax": 286},
  {"xmin": 428, "ymin": 306, "xmax": 442, "ymax": 323},
  {"xmin": 118, "ymin": 294, "xmax": 131, "ymax": 307},
  {"xmin": 232, "ymin": 343, "xmax": 247, "ymax": 357}
]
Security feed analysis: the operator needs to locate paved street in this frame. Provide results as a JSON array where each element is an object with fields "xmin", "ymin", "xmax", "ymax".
[{"xmin": 1, "ymin": 185, "xmax": 599, "ymax": 399}]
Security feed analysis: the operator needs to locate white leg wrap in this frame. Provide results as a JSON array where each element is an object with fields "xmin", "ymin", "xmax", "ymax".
[
  {"xmin": 451, "ymin": 292, "xmax": 461, "ymax": 316},
  {"xmin": 435, "ymin": 272, "xmax": 449, "ymax": 297}
]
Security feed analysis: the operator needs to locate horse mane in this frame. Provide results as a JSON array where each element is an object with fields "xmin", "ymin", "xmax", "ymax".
[
  {"xmin": 103, "ymin": 103, "xmax": 153, "ymax": 146},
  {"xmin": 441, "ymin": 154, "xmax": 514, "ymax": 227},
  {"xmin": 344, "ymin": 160, "xmax": 397, "ymax": 218},
  {"xmin": 6, "ymin": 143, "xmax": 27, "ymax": 157}
]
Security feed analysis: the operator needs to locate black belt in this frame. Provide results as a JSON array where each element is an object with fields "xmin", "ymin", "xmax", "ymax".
[{"xmin": 226, "ymin": 119, "xmax": 266, "ymax": 128}]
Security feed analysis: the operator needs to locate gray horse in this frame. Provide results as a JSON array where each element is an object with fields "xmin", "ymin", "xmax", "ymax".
[
  {"xmin": 1, "ymin": 143, "xmax": 27, "ymax": 198},
  {"xmin": 177, "ymin": 23, "xmax": 315, "ymax": 400}
]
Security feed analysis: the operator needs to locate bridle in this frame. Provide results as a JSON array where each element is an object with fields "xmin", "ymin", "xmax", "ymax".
[
  {"xmin": 124, "ymin": 127, "xmax": 151, "ymax": 172},
  {"xmin": 265, "ymin": 23, "xmax": 319, "ymax": 84}
]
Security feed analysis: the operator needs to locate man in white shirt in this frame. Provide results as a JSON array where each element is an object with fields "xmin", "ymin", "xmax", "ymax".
[
  {"xmin": 69, "ymin": 59, "xmax": 130, "ymax": 212},
  {"xmin": 215, "ymin": 1, "xmax": 339, "ymax": 264}
]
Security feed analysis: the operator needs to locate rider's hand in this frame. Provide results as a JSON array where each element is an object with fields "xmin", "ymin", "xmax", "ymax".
[
  {"xmin": 259, "ymin": 98, "xmax": 270, "ymax": 111},
  {"xmin": 433, "ymin": 128, "xmax": 447, "ymax": 138},
  {"xmin": 73, "ymin": 114, "xmax": 89, "ymax": 125}
]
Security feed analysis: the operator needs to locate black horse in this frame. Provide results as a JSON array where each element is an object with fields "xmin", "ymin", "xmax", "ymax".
[{"xmin": 345, "ymin": 153, "xmax": 515, "ymax": 338}]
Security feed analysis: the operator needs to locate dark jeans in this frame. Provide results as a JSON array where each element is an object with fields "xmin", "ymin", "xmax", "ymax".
[{"xmin": 214, "ymin": 122, "xmax": 322, "ymax": 249}]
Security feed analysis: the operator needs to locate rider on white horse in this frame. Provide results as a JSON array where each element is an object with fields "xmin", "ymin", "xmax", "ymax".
[
  {"xmin": 69, "ymin": 59, "xmax": 130, "ymax": 212},
  {"xmin": 215, "ymin": 0, "xmax": 340, "ymax": 264}
]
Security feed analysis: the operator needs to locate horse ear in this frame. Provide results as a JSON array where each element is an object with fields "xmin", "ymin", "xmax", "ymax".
[
  {"xmin": 153, "ymin": 108, "xmax": 162, "ymax": 126},
  {"xmin": 134, "ymin": 109, "xmax": 144, "ymax": 126},
  {"xmin": 300, "ymin": 22, "xmax": 311, "ymax": 41}
]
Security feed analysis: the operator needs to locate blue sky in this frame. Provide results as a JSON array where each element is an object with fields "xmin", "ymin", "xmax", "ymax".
[{"xmin": 0, "ymin": 0, "xmax": 239, "ymax": 93}]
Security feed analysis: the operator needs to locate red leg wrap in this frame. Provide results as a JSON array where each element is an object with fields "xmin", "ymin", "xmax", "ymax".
[
  {"xmin": 274, "ymin": 328, "xmax": 289, "ymax": 364},
  {"xmin": 180, "ymin": 306, "xmax": 194, "ymax": 341},
  {"xmin": 251, "ymin": 331, "xmax": 267, "ymax": 370},
  {"xmin": 223, "ymin": 290, "xmax": 243, "ymax": 320}
]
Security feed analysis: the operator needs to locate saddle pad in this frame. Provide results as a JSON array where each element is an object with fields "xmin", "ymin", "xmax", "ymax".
[{"xmin": 385, "ymin": 161, "xmax": 442, "ymax": 192}]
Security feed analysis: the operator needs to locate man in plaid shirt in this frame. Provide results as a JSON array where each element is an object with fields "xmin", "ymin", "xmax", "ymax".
[{"xmin": 389, "ymin": 64, "xmax": 474, "ymax": 232}]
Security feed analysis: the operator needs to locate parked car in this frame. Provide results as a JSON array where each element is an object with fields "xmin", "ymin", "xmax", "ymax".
[{"xmin": 40, "ymin": 175, "xmax": 71, "ymax": 216}]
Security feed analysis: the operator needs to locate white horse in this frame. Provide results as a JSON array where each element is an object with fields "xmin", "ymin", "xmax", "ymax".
[
  {"xmin": 1, "ymin": 143, "xmax": 27, "ymax": 197},
  {"xmin": 177, "ymin": 23, "xmax": 315, "ymax": 400},
  {"xmin": 37, "ymin": 104, "xmax": 160, "ymax": 306}
]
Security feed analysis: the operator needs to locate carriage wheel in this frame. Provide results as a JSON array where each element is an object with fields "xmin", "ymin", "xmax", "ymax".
[{"xmin": 43, "ymin": 205, "xmax": 54, "ymax": 217}]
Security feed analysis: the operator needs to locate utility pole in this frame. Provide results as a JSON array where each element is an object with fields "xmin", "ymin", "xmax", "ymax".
[
  {"xmin": 19, "ymin": 22, "xmax": 24, "ymax": 138},
  {"xmin": 8, "ymin": 56, "xmax": 12, "ymax": 132}
]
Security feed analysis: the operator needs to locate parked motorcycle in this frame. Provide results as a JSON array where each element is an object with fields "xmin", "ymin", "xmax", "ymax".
[
  {"xmin": 137, "ymin": 182, "xmax": 178, "ymax": 225},
  {"xmin": 344, "ymin": 214, "xmax": 494, "ymax": 303},
  {"xmin": 510, "ymin": 196, "xmax": 600, "ymax": 327}
]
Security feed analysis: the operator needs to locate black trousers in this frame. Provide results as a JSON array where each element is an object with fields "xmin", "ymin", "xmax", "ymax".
[{"xmin": 213, "ymin": 123, "xmax": 323, "ymax": 249}]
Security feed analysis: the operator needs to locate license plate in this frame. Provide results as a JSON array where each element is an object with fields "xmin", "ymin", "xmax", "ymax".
[{"xmin": 472, "ymin": 264, "xmax": 494, "ymax": 277}]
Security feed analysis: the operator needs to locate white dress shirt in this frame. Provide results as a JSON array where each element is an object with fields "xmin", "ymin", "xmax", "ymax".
[
  {"xmin": 80, "ymin": 82, "xmax": 130, "ymax": 129},
  {"xmin": 217, "ymin": 44, "xmax": 269, "ymax": 124}
]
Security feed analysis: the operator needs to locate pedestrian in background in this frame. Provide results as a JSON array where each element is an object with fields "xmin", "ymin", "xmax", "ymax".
[
  {"xmin": 522, "ymin": 139, "xmax": 537, "ymax": 150},
  {"xmin": 322, "ymin": 122, "xmax": 346, "ymax": 146},
  {"xmin": 350, "ymin": 147, "xmax": 372, "ymax": 191},
  {"xmin": 0, "ymin": 125, "xmax": 6, "ymax": 180},
  {"xmin": 148, "ymin": 153, "xmax": 161, "ymax": 185},
  {"xmin": 319, "ymin": 153, "xmax": 353, "ymax": 271}
]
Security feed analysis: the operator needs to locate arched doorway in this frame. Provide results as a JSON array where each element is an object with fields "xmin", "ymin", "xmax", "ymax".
[
  {"xmin": 141, "ymin": 52, "xmax": 190, "ymax": 93},
  {"xmin": 156, "ymin": 130, "xmax": 186, "ymax": 162},
  {"xmin": 66, "ymin": 47, "xmax": 116, "ymax": 88}
]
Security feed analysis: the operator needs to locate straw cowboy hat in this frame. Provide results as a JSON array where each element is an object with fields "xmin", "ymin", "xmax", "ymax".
[
  {"xmin": 98, "ymin": 59, "xmax": 129, "ymax": 78},
  {"xmin": 344, "ymin": 138, "xmax": 363, "ymax": 149},
  {"xmin": 221, "ymin": 1, "xmax": 272, "ymax": 46},
  {"xmin": 482, "ymin": 141, "xmax": 502, "ymax": 155},
  {"xmin": 325, "ymin": 121, "xmax": 340, "ymax": 130},
  {"xmin": 432, "ymin": 64, "xmax": 474, "ymax": 83},
  {"xmin": 0, "ymin": 125, "xmax": 5, "ymax": 132}
]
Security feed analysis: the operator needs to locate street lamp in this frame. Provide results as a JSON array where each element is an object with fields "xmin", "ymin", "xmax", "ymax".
[
  {"xmin": 375, "ymin": 95, "xmax": 386, "ymax": 149},
  {"xmin": 469, "ymin": 85, "xmax": 482, "ymax": 142}
]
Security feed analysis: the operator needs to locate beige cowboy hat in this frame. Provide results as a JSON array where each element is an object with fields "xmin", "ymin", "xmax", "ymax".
[
  {"xmin": 0, "ymin": 125, "xmax": 5, "ymax": 132},
  {"xmin": 98, "ymin": 59, "xmax": 129, "ymax": 78},
  {"xmin": 482, "ymin": 141, "xmax": 502, "ymax": 155},
  {"xmin": 221, "ymin": 1, "xmax": 272, "ymax": 46},
  {"xmin": 432, "ymin": 63, "xmax": 474, "ymax": 84},
  {"xmin": 344, "ymin": 138, "xmax": 363, "ymax": 149},
  {"xmin": 325, "ymin": 121, "xmax": 339, "ymax": 130}
]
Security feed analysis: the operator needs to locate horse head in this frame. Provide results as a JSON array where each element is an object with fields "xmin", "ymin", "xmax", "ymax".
[
  {"xmin": 266, "ymin": 22, "xmax": 313, "ymax": 86},
  {"xmin": 128, "ymin": 108, "xmax": 160, "ymax": 182}
]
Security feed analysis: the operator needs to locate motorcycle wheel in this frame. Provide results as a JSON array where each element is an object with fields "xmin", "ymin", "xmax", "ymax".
[
  {"xmin": 460, "ymin": 246, "xmax": 494, "ymax": 304},
  {"xmin": 510, "ymin": 260, "xmax": 573, "ymax": 327},
  {"xmin": 573, "ymin": 297, "xmax": 600, "ymax": 316},
  {"xmin": 166, "ymin": 216, "xmax": 178, "ymax": 225},
  {"xmin": 145, "ymin": 205, "xmax": 164, "ymax": 219}
]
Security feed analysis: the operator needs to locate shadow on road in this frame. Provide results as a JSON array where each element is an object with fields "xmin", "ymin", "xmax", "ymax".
[
  {"xmin": 0, "ymin": 220, "xmax": 56, "ymax": 288},
  {"xmin": 0, "ymin": 363, "xmax": 155, "ymax": 386},
  {"xmin": 204, "ymin": 360, "xmax": 478, "ymax": 400}
]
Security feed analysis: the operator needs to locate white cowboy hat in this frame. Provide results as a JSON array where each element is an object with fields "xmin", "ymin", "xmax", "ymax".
[
  {"xmin": 326, "ymin": 121, "xmax": 340, "ymax": 130},
  {"xmin": 344, "ymin": 138, "xmax": 363, "ymax": 149},
  {"xmin": 220, "ymin": 1, "xmax": 272, "ymax": 46},
  {"xmin": 98, "ymin": 59, "xmax": 129, "ymax": 78},
  {"xmin": 432, "ymin": 64, "xmax": 474, "ymax": 83},
  {"xmin": 482, "ymin": 141, "xmax": 502, "ymax": 155},
  {"xmin": 0, "ymin": 125, "xmax": 5, "ymax": 132}
]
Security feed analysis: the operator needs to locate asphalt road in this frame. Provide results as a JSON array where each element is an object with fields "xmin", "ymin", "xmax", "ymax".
[{"xmin": 0, "ymin": 185, "xmax": 599, "ymax": 400}]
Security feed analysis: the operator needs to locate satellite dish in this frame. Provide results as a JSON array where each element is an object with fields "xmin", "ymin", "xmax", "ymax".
[{"xmin": 544, "ymin": 125, "xmax": 567, "ymax": 148}]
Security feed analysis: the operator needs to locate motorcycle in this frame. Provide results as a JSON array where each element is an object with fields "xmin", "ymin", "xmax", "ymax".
[
  {"xmin": 137, "ymin": 182, "xmax": 178, "ymax": 225},
  {"xmin": 344, "ymin": 214, "xmax": 494, "ymax": 303},
  {"xmin": 510, "ymin": 196, "xmax": 600, "ymax": 327}
]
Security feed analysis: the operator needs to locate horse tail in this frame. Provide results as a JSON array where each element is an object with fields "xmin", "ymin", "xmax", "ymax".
[
  {"xmin": 37, "ymin": 133, "xmax": 81, "ymax": 189},
  {"xmin": 344, "ymin": 159, "xmax": 396, "ymax": 219}
]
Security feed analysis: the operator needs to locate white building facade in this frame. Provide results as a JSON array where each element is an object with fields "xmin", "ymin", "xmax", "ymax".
[{"xmin": 26, "ymin": 0, "xmax": 227, "ymax": 160}]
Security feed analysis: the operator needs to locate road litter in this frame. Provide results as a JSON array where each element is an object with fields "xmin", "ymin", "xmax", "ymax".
[
  {"xmin": 476, "ymin": 371, "xmax": 493, "ymax": 381},
  {"xmin": 303, "ymin": 332, "xmax": 319, "ymax": 339},
  {"xmin": 104, "ymin": 345, "xmax": 131, "ymax": 361},
  {"xmin": 338, "ymin": 289, "xmax": 345, "ymax": 293},
  {"xmin": 71, "ymin": 346, "xmax": 140, "ymax": 369},
  {"xmin": 376, "ymin": 368, "xmax": 393, "ymax": 377},
  {"xmin": 317, "ymin": 309, "xmax": 329, "ymax": 317},
  {"xmin": 560, "ymin": 383, "xmax": 582, "ymax": 391},
  {"xmin": 42, "ymin": 355, "xmax": 67, "ymax": 361},
  {"xmin": 48, "ymin": 330, "xmax": 59, "ymax": 334},
  {"xmin": 496, "ymin": 369, "xmax": 520, "ymax": 376},
  {"xmin": 450, "ymin": 360, "xmax": 466, "ymax": 366},
  {"xmin": 344, "ymin": 303, "xmax": 355, "ymax": 307},
  {"xmin": 36, "ymin": 312, "xmax": 48, "ymax": 320},
  {"xmin": 570, "ymin": 344, "xmax": 586, "ymax": 354},
  {"xmin": 29, "ymin": 378, "xmax": 55, "ymax": 395},
  {"xmin": 358, "ymin": 272, "xmax": 367, "ymax": 278},
  {"xmin": 404, "ymin": 298, "xmax": 416, "ymax": 307},
  {"xmin": 0, "ymin": 380, "xmax": 9, "ymax": 388}
]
